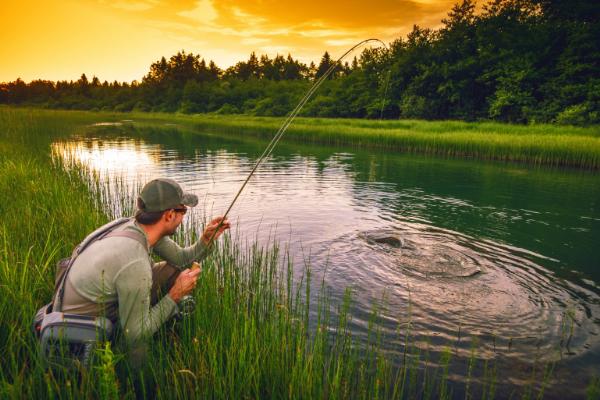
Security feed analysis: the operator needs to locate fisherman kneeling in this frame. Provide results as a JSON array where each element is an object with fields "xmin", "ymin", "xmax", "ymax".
[{"xmin": 36, "ymin": 178, "xmax": 230, "ymax": 368}]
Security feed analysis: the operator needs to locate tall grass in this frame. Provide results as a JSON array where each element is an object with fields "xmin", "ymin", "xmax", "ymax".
[
  {"xmin": 5, "ymin": 106, "xmax": 600, "ymax": 169},
  {"xmin": 178, "ymin": 115, "xmax": 600, "ymax": 169},
  {"xmin": 118, "ymin": 111, "xmax": 600, "ymax": 169},
  {"xmin": 0, "ymin": 107, "xmax": 575, "ymax": 398}
]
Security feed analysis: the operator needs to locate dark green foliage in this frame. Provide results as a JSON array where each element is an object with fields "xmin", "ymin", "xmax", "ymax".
[
  {"xmin": 588, "ymin": 376, "xmax": 600, "ymax": 400},
  {"xmin": 1, "ymin": 0, "xmax": 598, "ymax": 124}
]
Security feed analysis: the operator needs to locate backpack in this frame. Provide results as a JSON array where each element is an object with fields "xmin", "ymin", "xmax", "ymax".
[{"xmin": 32, "ymin": 217, "xmax": 145, "ymax": 369}]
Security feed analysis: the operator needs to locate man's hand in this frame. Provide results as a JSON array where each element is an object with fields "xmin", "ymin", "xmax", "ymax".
[
  {"xmin": 168, "ymin": 267, "xmax": 201, "ymax": 303},
  {"xmin": 201, "ymin": 216, "xmax": 231, "ymax": 245}
]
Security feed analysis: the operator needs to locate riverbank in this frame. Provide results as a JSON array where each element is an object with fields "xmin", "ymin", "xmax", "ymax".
[
  {"xmin": 5, "ymin": 106, "xmax": 600, "ymax": 169},
  {"xmin": 183, "ymin": 114, "xmax": 600, "ymax": 170}
]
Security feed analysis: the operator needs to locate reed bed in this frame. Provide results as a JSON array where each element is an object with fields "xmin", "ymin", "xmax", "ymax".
[
  {"xmin": 177, "ymin": 115, "xmax": 600, "ymax": 169},
  {"xmin": 5, "ymin": 107, "xmax": 600, "ymax": 169},
  {"xmin": 88, "ymin": 109, "xmax": 600, "ymax": 169},
  {"xmin": 0, "ymin": 107, "xmax": 575, "ymax": 398}
]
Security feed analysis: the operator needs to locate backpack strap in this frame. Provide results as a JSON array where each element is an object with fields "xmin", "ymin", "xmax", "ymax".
[
  {"xmin": 74, "ymin": 217, "xmax": 131, "ymax": 257},
  {"xmin": 104, "ymin": 229, "xmax": 147, "ymax": 249},
  {"xmin": 53, "ymin": 218, "xmax": 144, "ymax": 312}
]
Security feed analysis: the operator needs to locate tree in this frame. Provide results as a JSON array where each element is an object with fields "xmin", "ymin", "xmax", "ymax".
[
  {"xmin": 283, "ymin": 54, "xmax": 305, "ymax": 80},
  {"xmin": 315, "ymin": 52, "xmax": 336, "ymax": 79},
  {"xmin": 259, "ymin": 54, "xmax": 277, "ymax": 80},
  {"xmin": 208, "ymin": 61, "xmax": 221, "ymax": 80},
  {"xmin": 144, "ymin": 56, "xmax": 168, "ymax": 84}
]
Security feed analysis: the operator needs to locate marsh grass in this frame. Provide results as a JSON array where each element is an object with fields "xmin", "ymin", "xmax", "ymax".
[
  {"xmin": 183, "ymin": 115, "xmax": 600, "ymax": 169},
  {"xmin": 6, "ymin": 106, "xmax": 600, "ymax": 169},
  {"xmin": 114, "ymin": 111, "xmax": 600, "ymax": 169},
  {"xmin": 0, "ymin": 107, "xmax": 577, "ymax": 398}
]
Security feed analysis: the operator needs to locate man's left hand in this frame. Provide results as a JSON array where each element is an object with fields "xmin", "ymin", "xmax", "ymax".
[{"xmin": 201, "ymin": 216, "xmax": 230, "ymax": 245}]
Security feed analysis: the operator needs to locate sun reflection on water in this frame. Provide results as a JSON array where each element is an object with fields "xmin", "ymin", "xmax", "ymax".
[{"xmin": 52, "ymin": 139, "xmax": 160, "ymax": 179}]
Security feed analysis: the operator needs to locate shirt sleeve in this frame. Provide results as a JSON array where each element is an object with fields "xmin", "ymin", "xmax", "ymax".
[
  {"xmin": 114, "ymin": 259, "xmax": 178, "ymax": 344},
  {"xmin": 152, "ymin": 236, "xmax": 210, "ymax": 269}
]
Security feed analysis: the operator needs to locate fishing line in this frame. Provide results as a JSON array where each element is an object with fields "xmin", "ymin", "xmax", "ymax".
[
  {"xmin": 205, "ymin": 38, "xmax": 389, "ymax": 243},
  {"xmin": 380, "ymin": 69, "xmax": 392, "ymax": 120}
]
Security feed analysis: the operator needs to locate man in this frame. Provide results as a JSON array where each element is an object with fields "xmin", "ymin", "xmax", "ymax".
[{"xmin": 58, "ymin": 178, "xmax": 229, "ymax": 362}]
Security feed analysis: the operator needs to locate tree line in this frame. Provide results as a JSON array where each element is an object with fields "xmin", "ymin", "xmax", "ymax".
[{"xmin": 1, "ymin": 0, "xmax": 598, "ymax": 125}]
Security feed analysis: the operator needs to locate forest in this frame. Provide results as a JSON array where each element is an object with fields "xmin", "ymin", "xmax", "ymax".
[{"xmin": 1, "ymin": 0, "xmax": 598, "ymax": 125}]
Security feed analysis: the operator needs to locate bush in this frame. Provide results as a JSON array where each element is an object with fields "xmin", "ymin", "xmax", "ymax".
[
  {"xmin": 133, "ymin": 101, "xmax": 151, "ymax": 112},
  {"xmin": 300, "ymin": 95, "xmax": 337, "ymax": 117},
  {"xmin": 214, "ymin": 103, "xmax": 240, "ymax": 114},
  {"xmin": 178, "ymin": 100, "xmax": 198, "ymax": 114},
  {"xmin": 588, "ymin": 376, "xmax": 600, "ymax": 400},
  {"xmin": 555, "ymin": 103, "xmax": 598, "ymax": 126},
  {"xmin": 114, "ymin": 103, "xmax": 133, "ymax": 112},
  {"xmin": 399, "ymin": 94, "xmax": 428, "ymax": 119}
]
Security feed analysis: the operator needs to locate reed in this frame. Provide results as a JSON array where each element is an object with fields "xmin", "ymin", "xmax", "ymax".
[
  {"xmin": 0, "ymin": 107, "xmax": 570, "ymax": 398},
  {"xmin": 5, "ymin": 106, "xmax": 600, "ymax": 169},
  {"xmin": 175, "ymin": 114, "xmax": 600, "ymax": 169}
]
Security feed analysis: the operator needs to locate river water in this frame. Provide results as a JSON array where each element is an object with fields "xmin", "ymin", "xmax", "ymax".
[{"xmin": 53, "ymin": 122, "xmax": 600, "ymax": 398}]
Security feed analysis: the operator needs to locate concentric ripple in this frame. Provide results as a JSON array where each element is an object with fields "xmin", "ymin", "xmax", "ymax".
[{"xmin": 314, "ymin": 222, "xmax": 600, "ymax": 362}]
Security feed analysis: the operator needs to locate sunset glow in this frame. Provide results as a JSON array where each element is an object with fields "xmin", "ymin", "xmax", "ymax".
[{"xmin": 0, "ymin": 0, "xmax": 456, "ymax": 83}]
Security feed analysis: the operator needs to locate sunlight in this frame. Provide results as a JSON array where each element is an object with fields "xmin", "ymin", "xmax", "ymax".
[{"xmin": 53, "ymin": 140, "xmax": 159, "ymax": 176}]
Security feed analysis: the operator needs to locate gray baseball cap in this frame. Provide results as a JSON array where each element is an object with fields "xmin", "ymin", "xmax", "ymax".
[{"xmin": 138, "ymin": 178, "xmax": 198, "ymax": 212}]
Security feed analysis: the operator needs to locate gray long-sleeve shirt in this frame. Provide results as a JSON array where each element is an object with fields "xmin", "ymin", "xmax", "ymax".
[{"xmin": 62, "ymin": 218, "xmax": 208, "ymax": 345}]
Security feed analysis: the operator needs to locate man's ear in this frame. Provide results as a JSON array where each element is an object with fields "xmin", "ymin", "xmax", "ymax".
[{"xmin": 163, "ymin": 209, "xmax": 174, "ymax": 223}]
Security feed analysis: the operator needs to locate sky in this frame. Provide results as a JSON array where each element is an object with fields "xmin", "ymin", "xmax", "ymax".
[{"xmin": 0, "ymin": 0, "xmax": 458, "ymax": 83}]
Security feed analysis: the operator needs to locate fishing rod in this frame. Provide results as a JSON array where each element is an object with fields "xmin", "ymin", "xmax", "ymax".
[
  {"xmin": 202, "ymin": 38, "xmax": 389, "ymax": 245},
  {"xmin": 180, "ymin": 39, "xmax": 390, "ymax": 315}
]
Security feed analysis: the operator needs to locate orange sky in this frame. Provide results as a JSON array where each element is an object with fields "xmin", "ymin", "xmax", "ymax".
[{"xmin": 0, "ymin": 0, "xmax": 457, "ymax": 83}]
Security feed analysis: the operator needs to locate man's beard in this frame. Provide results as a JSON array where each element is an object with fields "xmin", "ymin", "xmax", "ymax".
[{"xmin": 165, "ymin": 224, "xmax": 179, "ymax": 236}]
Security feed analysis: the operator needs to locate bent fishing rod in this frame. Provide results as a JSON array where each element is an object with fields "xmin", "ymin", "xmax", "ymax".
[{"xmin": 203, "ymin": 38, "xmax": 388, "ymax": 245}]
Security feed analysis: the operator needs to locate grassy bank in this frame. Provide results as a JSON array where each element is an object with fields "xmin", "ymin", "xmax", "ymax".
[
  {"xmin": 0, "ymin": 107, "xmax": 575, "ymax": 398},
  {"xmin": 115, "ymin": 111, "xmax": 600, "ymax": 170},
  {"xmin": 7, "ymin": 106, "xmax": 600, "ymax": 169},
  {"xmin": 6, "ymin": 106, "xmax": 600, "ymax": 169},
  {"xmin": 180, "ymin": 114, "xmax": 600, "ymax": 169}
]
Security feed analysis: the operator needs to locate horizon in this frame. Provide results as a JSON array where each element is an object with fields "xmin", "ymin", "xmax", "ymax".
[{"xmin": 0, "ymin": 0, "xmax": 459, "ymax": 83}]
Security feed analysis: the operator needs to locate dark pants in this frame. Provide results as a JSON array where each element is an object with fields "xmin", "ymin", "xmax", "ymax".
[
  {"xmin": 150, "ymin": 261, "xmax": 182, "ymax": 306},
  {"xmin": 126, "ymin": 262, "xmax": 183, "ymax": 369}
]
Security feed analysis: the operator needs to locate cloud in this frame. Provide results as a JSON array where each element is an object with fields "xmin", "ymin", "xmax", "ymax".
[
  {"xmin": 242, "ymin": 37, "xmax": 271, "ymax": 45},
  {"xmin": 177, "ymin": 0, "xmax": 218, "ymax": 24},
  {"xmin": 298, "ymin": 28, "xmax": 354, "ymax": 38},
  {"xmin": 209, "ymin": 0, "xmax": 455, "ymax": 30},
  {"xmin": 110, "ymin": 1, "xmax": 157, "ymax": 11},
  {"xmin": 324, "ymin": 38, "xmax": 361, "ymax": 47},
  {"xmin": 109, "ymin": 0, "xmax": 455, "ymax": 39},
  {"xmin": 258, "ymin": 45, "xmax": 291, "ymax": 54},
  {"xmin": 91, "ymin": 0, "xmax": 458, "ymax": 69}
]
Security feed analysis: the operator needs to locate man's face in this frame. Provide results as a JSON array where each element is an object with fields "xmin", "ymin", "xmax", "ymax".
[{"xmin": 163, "ymin": 205, "xmax": 187, "ymax": 236}]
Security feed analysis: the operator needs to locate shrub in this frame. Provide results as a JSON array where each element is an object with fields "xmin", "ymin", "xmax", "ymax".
[{"xmin": 556, "ymin": 103, "xmax": 597, "ymax": 126}]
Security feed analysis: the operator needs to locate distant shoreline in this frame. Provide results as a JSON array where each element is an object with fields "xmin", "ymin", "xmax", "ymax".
[{"xmin": 5, "ymin": 106, "xmax": 600, "ymax": 169}]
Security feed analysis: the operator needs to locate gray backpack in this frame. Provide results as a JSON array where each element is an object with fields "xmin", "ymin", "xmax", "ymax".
[{"xmin": 33, "ymin": 217, "xmax": 144, "ymax": 369}]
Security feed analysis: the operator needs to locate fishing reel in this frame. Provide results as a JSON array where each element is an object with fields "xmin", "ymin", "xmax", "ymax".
[
  {"xmin": 178, "ymin": 295, "xmax": 196, "ymax": 317},
  {"xmin": 176, "ymin": 261, "xmax": 201, "ymax": 318}
]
